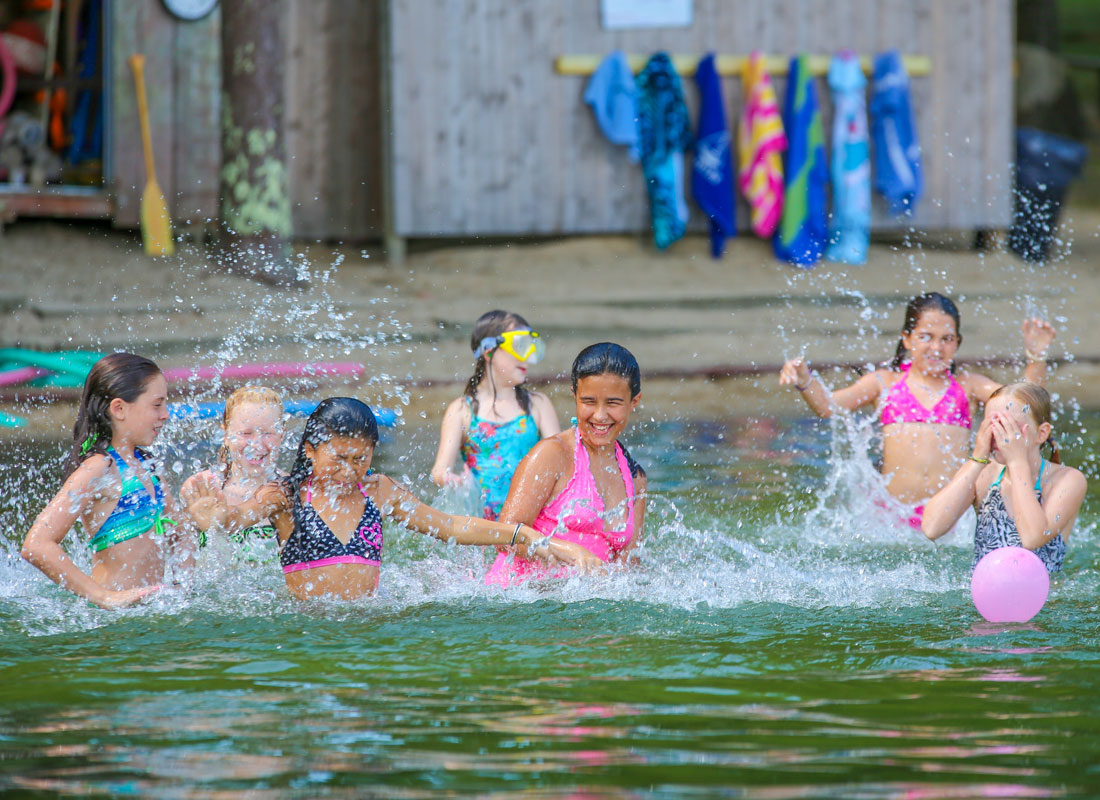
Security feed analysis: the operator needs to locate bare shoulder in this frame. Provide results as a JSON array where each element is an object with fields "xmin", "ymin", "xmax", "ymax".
[
  {"xmin": 533, "ymin": 431, "xmax": 572, "ymax": 459},
  {"xmin": 528, "ymin": 389, "xmax": 554, "ymax": 408},
  {"xmin": 443, "ymin": 395, "xmax": 472, "ymax": 421},
  {"xmin": 69, "ymin": 454, "xmax": 116, "ymax": 489},
  {"xmin": 873, "ymin": 368, "xmax": 902, "ymax": 388},
  {"xmin": 1049, "ymin": 463, "xmax": 1088, "ymax": 494},
  {"xmin": 956, "ymin": 370, "xmax": 999, "ymax": 398}
]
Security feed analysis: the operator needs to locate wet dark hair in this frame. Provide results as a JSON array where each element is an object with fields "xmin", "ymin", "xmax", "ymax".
[
  {"xmin": 69, "ymin": 352, "xmax": 162, "ymax": 474},
  {"xmin": 889, "ymin": 292, "xmax": 962, "ymax": 372},
  {"xmin": 285, "ymin": 397, "xmax": 379, "ymax": 497},
  {"xmin": 464, "ymin": 309, "xmax": 532, "ymax": 417},
  {"xmin": 571, "ymin": 342, "xmax": 642, "ymax": 398},
  {"xmin": 570, "ymin": 343, "xmax": 645, "ymax": 479}
]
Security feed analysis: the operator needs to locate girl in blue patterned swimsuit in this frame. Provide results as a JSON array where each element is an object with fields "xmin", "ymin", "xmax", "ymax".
[
  {"xmin": 922, "ymin": 383, "xmax": 1087, "ymax": 574},
  {"xmin": 22, "ymin": 353, "xmax": 192, "ymax": 608},
  {"xmin": 432, "ymin": 311, "xmax": 561, "ymax": 519}
]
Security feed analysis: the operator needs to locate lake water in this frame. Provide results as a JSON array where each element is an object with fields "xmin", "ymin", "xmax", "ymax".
[{"xmin": 2, "ymin": 408, "xmax": 1098, "ymax": 798}]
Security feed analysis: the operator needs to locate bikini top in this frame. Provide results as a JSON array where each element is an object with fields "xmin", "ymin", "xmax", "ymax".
[
  {"xmin": 280, "ymin": 480, "xmax": 384, "ymax": 574},
  {"xmin": 533, "ymin": 427, "xmax": 636, "ymax": 561},
  {"xmin": 88, "ymin": 447, "xmax": 172, "ymax": 552},
  {"xmin": 879, "ymin": 363, "xmax": 972, "ymax": 429}
]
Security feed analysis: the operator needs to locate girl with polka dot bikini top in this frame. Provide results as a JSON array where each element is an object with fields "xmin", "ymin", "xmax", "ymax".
[{"xmin": 252, "ymin": 397, "xmax": 599, "ymax": 601}]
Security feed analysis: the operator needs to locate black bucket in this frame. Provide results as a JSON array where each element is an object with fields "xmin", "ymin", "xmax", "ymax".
[{"xmin": 1008, "ymin": 127, "xmax": 1088, "ymax": 263}]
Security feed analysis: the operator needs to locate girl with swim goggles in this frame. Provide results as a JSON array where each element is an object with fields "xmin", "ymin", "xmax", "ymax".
[{"xmin": 431, "ymin": 310, "xmax": 561, "ymax": 520}]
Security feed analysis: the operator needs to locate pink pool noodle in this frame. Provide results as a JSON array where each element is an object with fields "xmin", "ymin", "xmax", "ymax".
[
  {"xmin": 0, "ymin": 366, "xmax": 50, "ymax": 387},
  {"xmin": 162, "ymin": 362, "xmax": 364, "ymax": 384}
]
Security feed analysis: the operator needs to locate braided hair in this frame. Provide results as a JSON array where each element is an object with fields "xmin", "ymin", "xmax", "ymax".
[
  {"xmin": 464, "ymin": 309, "xmax": 533, "ymax": 418},
  {"xmin": 69, "ymin": 353, "xmax": 162, "ymax": 475}
]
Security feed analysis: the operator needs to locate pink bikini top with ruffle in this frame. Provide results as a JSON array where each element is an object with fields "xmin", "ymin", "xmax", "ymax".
[{"xmin": 879, "ymin": 363, "xmax": 972, "ymax": 429}]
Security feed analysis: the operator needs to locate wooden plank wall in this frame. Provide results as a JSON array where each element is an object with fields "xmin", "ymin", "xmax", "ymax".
[
  {"xmin": 386, "ymin": 0, "xmax": 1014, "ymax": 236},
  {"xmin": 285, "ymin": 1, "xmax": 384, "ymax": 240},
  {"xmin": 110, "ymin": 0, "xmax": 383, "ymax": 240}
]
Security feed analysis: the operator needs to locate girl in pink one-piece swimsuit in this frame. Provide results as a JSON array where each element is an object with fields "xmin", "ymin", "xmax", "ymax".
[
  {"xmin": 486, "ymin": 342, "xmax": 646, "ymax": 587},
  {"xmin": 485, "ymin": 427, "xmax": 636, "ymax": 586}
]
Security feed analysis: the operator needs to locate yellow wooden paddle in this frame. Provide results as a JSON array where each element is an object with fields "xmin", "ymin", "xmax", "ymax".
[{"xmin": 129, "ymin": 54, "xmax": 174, "ymax": 256}]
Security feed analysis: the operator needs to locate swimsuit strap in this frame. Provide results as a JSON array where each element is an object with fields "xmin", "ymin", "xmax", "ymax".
[
  {"xmin": 990, "ymin": 459, "xmax": 1044, "ymax": 492},
  {"xmin": 573, "ymin": 427, "xmax": 635, "ymax": 527}
]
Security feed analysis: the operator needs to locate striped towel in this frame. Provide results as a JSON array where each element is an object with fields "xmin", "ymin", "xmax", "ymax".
[
  {"xmin": 774, "ymin": 53, "xmax": 828, "ymax": 267},
  {"xmin": 737, "ymin": 51, "xmax": 786, "ymax": 238}
]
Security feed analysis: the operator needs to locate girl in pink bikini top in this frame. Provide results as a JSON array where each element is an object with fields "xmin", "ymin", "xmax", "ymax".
[
  {"xmin": 879, "ymin": 362, "xmax": 972, "ymax": 428},
  {"xmin": 487, "ymin": 343, "xmax": 646, "ymax": 587}
]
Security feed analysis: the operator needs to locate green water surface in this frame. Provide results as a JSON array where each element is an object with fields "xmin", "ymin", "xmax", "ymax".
[{"xmin": 2, "ymin": 412, "xmax": 1098, "ymax": 798}]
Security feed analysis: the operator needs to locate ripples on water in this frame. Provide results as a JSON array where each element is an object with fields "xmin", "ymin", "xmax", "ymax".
[{"xmin": 2, "ymin": 408, "xmax": 1099, "ymax": 798}]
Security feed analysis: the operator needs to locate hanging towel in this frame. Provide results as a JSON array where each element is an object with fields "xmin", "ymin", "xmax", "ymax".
[
  {"xmin": 870, "ymin": 50, "xmax": 922, "ymax": 215},
  {"xmin": 737, "ymin": 51, "xmax": 786, "ymax": 238},
  {"xmin": 825, "ymin": 51, "xmax": 871, "ymax": 265},
  {"xmin": 774, "ymin": 53, "xmax": 828, "ymax": 267},
  {"xmin": 584, "ymin": 50, "xmax": 640, "ymax": 161},
  {"xmin": 636, "ymin": 52, "xmax": 693, "ymax": 250},
  {"xmin": 691, "ymin": 53, "xmax": 736, "ymax": 258}
]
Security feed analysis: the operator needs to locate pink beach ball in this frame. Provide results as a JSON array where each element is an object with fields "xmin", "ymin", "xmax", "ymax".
[{"xmin": 971, "ymin": 546, "xmax": 1050, "ymax": 623}]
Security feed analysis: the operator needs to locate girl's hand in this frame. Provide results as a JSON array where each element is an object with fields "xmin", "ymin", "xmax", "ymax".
[
  {"xmin": 97, "ymin": 584, "xmax": 164, "ymax": 609},
  {"xmin": 779, "ymin": 358, "xmax": 811, "ymax": 388},
  {"xmin": 990, "ymin": 413, "xmax": 1031, "ymax": 466},
  {"xmin": 545, "ymin": 541, "xmax": 607, "ymax": 572},
  {"xmin": 180, "ymin": 474, "xmax": 227, "ymax": 531},
  {"xmin": 255, "ymin": 482, "xmax": 289, "ymax": 509},
  {"xmin": 1022, "ymin": 318, "xmax": 1056, "ymax": 358},
  {"xmin": 441, "ymin": 468, "xmax": 470, "ymax": 487},
  {"xmin": 972, "ymin": 413, "xmax": 995, "ymax": 461}
]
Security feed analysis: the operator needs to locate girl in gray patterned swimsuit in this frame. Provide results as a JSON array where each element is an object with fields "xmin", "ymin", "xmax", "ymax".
[{"xmin": 921, "ymin": 382, "xmax": 1087, "ymax": 574}]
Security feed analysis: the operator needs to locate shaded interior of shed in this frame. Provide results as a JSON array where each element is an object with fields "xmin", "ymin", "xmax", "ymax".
[{"xmin": 0, "ymin": 0, "xmax": 109, "ymax": 223}]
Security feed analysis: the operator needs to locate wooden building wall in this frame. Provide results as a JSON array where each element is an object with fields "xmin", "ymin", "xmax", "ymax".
[
  {"xmin": 109, "ymin": 0, "xmax": 383, "ymax": 240},
  {"xmin": 386, "ymin": 0, "xmax": 1014, "ymax": 237}
]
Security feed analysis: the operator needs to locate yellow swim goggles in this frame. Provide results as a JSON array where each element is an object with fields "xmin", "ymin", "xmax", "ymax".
[{"xmin": 476, "ymin": 330, "xmax": 546, "ymax": 364}]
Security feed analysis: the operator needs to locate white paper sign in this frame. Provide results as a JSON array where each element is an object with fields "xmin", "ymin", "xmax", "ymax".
[{"xmin": 600, "ymin": 0, "xmax": 693, "ymax": 30}]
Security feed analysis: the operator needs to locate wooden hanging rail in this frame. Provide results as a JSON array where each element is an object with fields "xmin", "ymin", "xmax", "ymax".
[{"xmin": 554, "ymin": 54, "xmax": 932, "ymax": 78}]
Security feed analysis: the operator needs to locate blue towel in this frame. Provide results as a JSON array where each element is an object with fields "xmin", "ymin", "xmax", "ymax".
[
  {"xmin": 774, "ymin": 54, "xmax": 828, "ymax": 267},
  {"xmin": 825, "ymin": 52, "xmax": 871, "ymax": 265},
  {"xmin": 636, "ymin": 52, "xmax": 693, "ymax": 250},
  {"xmin": 870, "ymin": 50, "xmax": 922, "ymax": 215},
  {"xmin": 691, "ymin": 53, "xmax": 736, "ymax": 258},
  {"xmin": 584, "ymin": 50, "xmax": 639, "ymax": 160}
]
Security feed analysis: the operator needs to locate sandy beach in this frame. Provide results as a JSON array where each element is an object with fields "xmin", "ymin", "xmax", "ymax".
[{"xmin": 3, "ymin": 210, "xmax": 1099, "ymax": 440}]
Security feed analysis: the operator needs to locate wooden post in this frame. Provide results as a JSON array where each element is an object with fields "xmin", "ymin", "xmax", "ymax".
[{"xmin": 219, "ymin": 0, "xmax": 298, "ymax": 285}]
